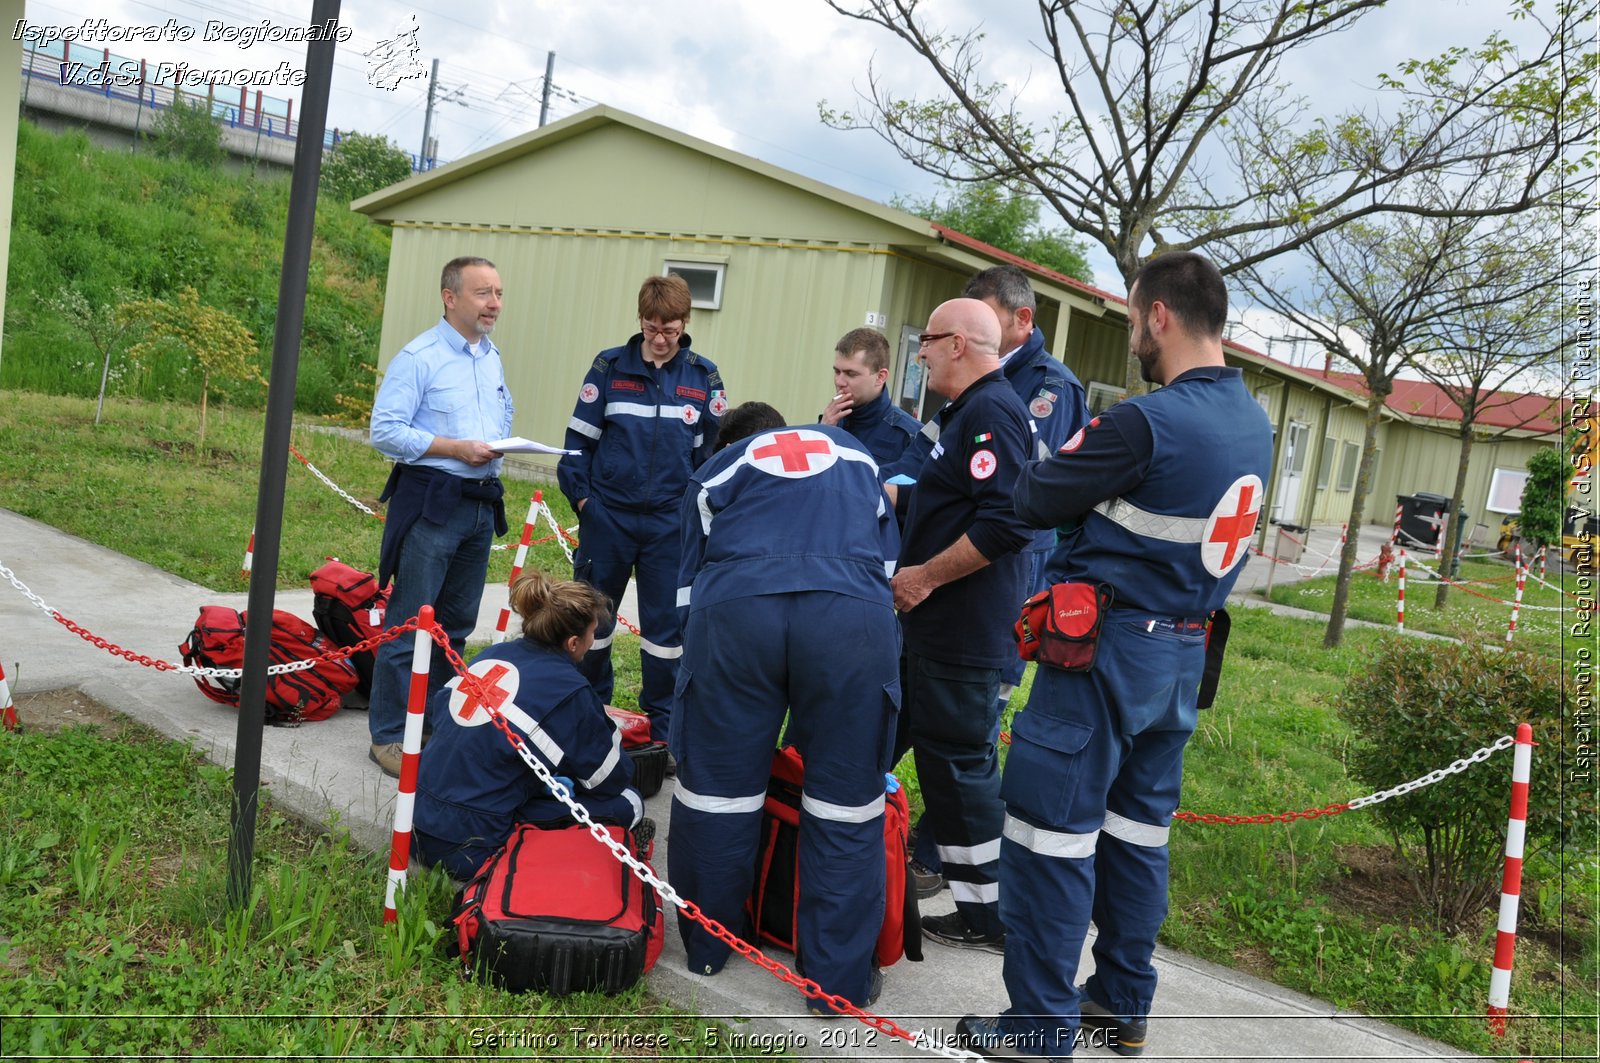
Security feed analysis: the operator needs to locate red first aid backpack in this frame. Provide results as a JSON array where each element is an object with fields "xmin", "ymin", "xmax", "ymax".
[
  {"xmin": 747, "ymin": 745, "xmax": 922, "ymax": 968},
  {"xmin": 604, "ymin": 705, "xmax": 669, "ymax": 799},
  {"xmin": 450, "ymin": 820, "xmax": 663, "ymax": 995},
  {"xmin": 308, "ymin": 559, "xmax": 389, "ymax": 698},
  {"xmin": 179, "ymin": 605, "xmax": 358, "ymax": 726}
]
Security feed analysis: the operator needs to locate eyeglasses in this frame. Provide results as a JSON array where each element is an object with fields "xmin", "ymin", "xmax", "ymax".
[
  {"xmin": 642, "ymin": 322, "xmax": 684, "ymax": 341},
  {"xmin": 918, "ymin": 331, "xmax": 956, "ymax": 347}
]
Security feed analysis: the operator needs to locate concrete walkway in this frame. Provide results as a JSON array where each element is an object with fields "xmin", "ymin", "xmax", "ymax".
[{"xmin": 0, "ymin": 508, "xmax": 1477, "ymax": 1061}]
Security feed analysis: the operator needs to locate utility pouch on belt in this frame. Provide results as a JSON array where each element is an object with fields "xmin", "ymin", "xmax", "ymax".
[
  {"xmin": 1014, "ymin": 581, "xmax": 1114, "ymax": 672},
  {"xmin": 1196, "ymin": 608, "xmax": 1231, "ymax": 710}
]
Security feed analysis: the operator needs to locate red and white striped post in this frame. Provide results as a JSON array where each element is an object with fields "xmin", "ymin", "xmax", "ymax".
[
  {"xmin": 495, "ymin": 492, "xmax": 541, "ymax": 643},
  {"xmin": 1536, "ymin": 546, "xmax": 1547, "ymax": 580},
  {"xmin": 0, "ymin": 660, "xmax": 17, "ymax": 732},
  {"xmin": 1396, "ymin": 548, "xmax": 1407, "ymax": 631},
  {"xmin": 1505, "ymin": 563, "xmax": 1528, "ymax": 645},
  {"xmin": 1391, "ymin": 503, "xmax": 1403, "ymax": 545},
  {"xmin": 1433, "ymin": 511, "xmax": 1445, "ymax": 561},
  {"xmin": 384, "ymin": 604, "xmax": 435, "ymax": 924},
  {"xmin": 241, "ymin": 527, "xmax": 256, "ymax": 577},
  {"xmin": 1487, "ymin": 723, "xmax": 1534, "ymax": 1037}
]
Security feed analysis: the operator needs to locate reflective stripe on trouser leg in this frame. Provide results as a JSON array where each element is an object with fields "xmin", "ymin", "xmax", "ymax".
[{"xmin": 903, "ymin": 650, "xmax": 1004, "ymax": 936}]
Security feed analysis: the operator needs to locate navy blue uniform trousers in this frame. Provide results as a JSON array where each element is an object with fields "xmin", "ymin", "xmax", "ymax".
[
  {"xmin": 998, "ymin": 613, "xmax": 1205, "ymax": 1058},
  {"xmin": 573, "ymin": 499, "xmax": 681, "ymax": 738},
  {"xmin": 668, "ymin": 592, "xmax": 899, "ymax": 1009}
]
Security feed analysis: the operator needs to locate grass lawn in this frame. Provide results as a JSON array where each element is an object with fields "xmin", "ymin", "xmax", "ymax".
[
  {"xmin": 2, "ymin": 390, "xmax": 1593, "ymax": 1059},
  {"xmin": 1264, "ymin": 554, "xmax": 1576, "ymax": 659}
]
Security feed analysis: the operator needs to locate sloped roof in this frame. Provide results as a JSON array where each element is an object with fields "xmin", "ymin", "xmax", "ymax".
[{"xmin": 1316, "ymin": 370, "xmax": 1566, "ymax": 434}]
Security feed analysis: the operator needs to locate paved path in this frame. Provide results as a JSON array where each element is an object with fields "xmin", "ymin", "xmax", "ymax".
[{"xmin": 0, "ymin": 508, "xmax": 1475, "ymax": 1061}]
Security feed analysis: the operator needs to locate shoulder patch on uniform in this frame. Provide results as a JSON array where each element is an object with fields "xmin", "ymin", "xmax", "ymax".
[
  {"xmin": 579, "ymin": 382, "xmax": 599, "ymax": 404},
  {"xmin": 591, "ymin": 354, "xmax": 609, "ymax": 374},
  {"xmin": 709, "ymin": 390, "xmax": 728, "ymax": 417},
  {"xmin": 969, "ymin": 449, "xmax": 998, "ymax": 480},
  {"xmin": 707, "ymin": 370, "xmax": 723, "ymax": 390},
  {"xmin": 1061, "ymin": 415, "xmax": 1100, "ymax": 453}
]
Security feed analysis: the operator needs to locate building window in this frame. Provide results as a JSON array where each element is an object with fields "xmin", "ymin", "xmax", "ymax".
[
  {"xmin": 1086, "ymin": 381, "xmax": 1126, "ymax": 413},
  {"xmin": 1316, "ymin": 436, "xmax": 1336, "ymax": 490},
  {"xmin": 663, "ymin": 260, "xmax": 725, "ymax": 310},
  {"xmin": 1336, "ymin": 441, "xmax": 1361, "ymax": 492},
  {"xmin": 1487, "ymin": 467, "xmax": 1529, "ymax": 513}
]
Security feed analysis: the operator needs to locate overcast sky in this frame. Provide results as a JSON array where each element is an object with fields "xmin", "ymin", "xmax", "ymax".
[{"xmin": 20, "ymin": 0, "xmax": 1574, "ymax": 369}]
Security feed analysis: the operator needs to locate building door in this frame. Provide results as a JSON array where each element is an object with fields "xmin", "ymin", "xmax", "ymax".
[
  {"xmin": 1273, "ymin": 421, "xmax": 1309, "ymax": 522},
  {"xmin": 894, "ymin": 324, "xmax": 948, "ymax": 422}
]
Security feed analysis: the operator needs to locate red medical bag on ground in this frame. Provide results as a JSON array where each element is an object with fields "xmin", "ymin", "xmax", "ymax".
[
  {"xmin": 180, "ymin": 605, "xmax": 358, "ymax": 725},
  {"xmin": 605, "ymin": 705, "xmax": 669, "ymax": 799},
  {"xmin": 747, "ymin": 745, "xmax": 922, "ymax": 967},
  {"xmin": 450, "ymin": 819, "xmax": 663, "ymax": 995},
  {"xmin": 308, "ymin": 559, "xmax": 388, "ymax": 699}
]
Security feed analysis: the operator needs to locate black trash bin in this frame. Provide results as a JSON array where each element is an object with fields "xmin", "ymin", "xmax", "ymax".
[{"xmin": 1396, "ymin": 492, "xmax": 1463, "ymax": 548}]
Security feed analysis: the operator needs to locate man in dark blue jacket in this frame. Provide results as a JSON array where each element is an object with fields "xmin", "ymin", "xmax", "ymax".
[
  {"xmin": 959, "ymin": 253, "xmax": 1273, "ymax": 1061},
  {"xmin": 890, "ymin": 298, "xmax": 1032, "ymax": 957},
  {"xmin": 558, "ymin": 275, "xmax": 726, "ymax": 745},
  {"xmin": 669, "ymin": 403, "xmax": 900, "ymax": 1014},
  {"xmin": 820, "ymin": 326, "xmax": 923, "ymax": 465}
]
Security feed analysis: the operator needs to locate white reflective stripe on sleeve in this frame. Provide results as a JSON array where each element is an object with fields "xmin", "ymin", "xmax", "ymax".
[
  {"xmin": 693, "ymin": 433, "xmax": 704, "ymax": 447},
  {"xmin": 605, "ymin": 401, "xmax": 659, "ymax": 420},
  {"xmin": 800, "ymin": 791, "xmax": 885, "ymax": 823},
  {"xmin": 502, "ymin": 702, "xmax": 567, "ymax": 767},
  {"xmin": 624, "ymin": 788, "xmax": 643, "ymax": 828},
  {"xmin": 677, "ymin": 585, "xmax": 693, "ymax": 608},
  {"xmin": 1094, "ymin": 497, "xmax": 1209, "ymax": 543},
  {"xmin": 673, "ymin": 783, "xmax": 766, "ymax": 815},
  {"xmin": 639, "ymin": 637, "xmax": 683, "ymax": 660},
  {"xmin": 936, "ymin": 837, "xmax": 1001, "ymax": 867},
  {"xmin": 884, "ymin": 560, "xmax": 897, "ymax": 577},
  {"xmin": 580, "ymin": 732, "xmax": 623, "ymax": 790},
  {"xmin": 1002, "ymin": 813, "xmax": 1099, "ymax": 858},
  {"xmin": 566, "ymin": 416, "xmax": 602, "ymax": 440},
  {"xmin": 590, "ymin": 631, "xmax": 615, "ymax": 651},
  {"xmin": 949, "ymin": 879, "xmax": 1000, "ymax": 905},
  {"xmin": 1102, "ymin": 810, "xmax": 1169, "ymax": 848}
]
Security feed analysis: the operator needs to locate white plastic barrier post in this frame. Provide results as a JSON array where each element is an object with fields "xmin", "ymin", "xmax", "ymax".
[
  {"xmin": 0, "ymin": 660, "xmax": 16, "ymax": 732},
  {"xmin": 495, "ymin": 492, "xmax": 541, "ymax": 643},
  {"xmin": 1505, "ymin": 563, "xmax": 1528, "ymax": 645},
  {"xmin": 384, "ymin": 605, "xmax": 434, "ymax": 924},
  {"xmin": 1487, "ymin": 723, "xmax": 1533, "ymax": 1037},
  {"xmin": 241, "ymin": 527, "xmax": 255, "ymax": 578},
  {"xmin": 1396, "ymin": 549, "xmax": 1406, "ymax": 632}
]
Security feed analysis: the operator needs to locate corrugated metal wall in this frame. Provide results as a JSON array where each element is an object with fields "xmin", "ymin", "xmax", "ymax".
[
  {"xmin": 1059, "ymin": 310, "xmax": 1126, "ymax": 390},
  {"xmin": 379, "ymin": 224, "xmax": 898, "ymax": 478}
]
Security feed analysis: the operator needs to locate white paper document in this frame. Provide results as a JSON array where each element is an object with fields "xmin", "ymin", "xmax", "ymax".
[{"xmin": 488, "ymin": 436, "xmax": 579, "ymax": 456}]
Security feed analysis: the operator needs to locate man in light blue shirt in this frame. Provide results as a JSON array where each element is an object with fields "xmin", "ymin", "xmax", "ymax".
[{"xmin": 367, "ymin": 256, "xmax": 515, "ymax": 777}]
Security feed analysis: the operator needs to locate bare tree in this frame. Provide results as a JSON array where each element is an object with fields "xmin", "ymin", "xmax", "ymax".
[
  {"xmin": 821, "ymin": 0, "xmax": 1593, "ymax": 388},
  {"xmin": 1406, "ymin": 206, "xmax": 1584, "ymax": 607}
]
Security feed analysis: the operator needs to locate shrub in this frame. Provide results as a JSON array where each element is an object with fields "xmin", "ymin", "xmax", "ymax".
[
  {"xmin": 1336, "ymin": 631, "xmax": 1581, "ymax": 930},
  {"xmin": 320, "ymin": 131, "xmax": 412, "ymax": 205},
  {"xmin": 1519, "ymin": 445, "xmax": 1573, "ymax": 548},
  {"xmin": 146, "ymin": 97, "xmax": 226, "ymax": 168}
]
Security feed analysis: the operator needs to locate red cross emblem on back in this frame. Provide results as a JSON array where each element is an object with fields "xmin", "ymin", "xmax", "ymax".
[
  {"xmin": 457, "ymin": 662, "xmax": 514, "ymax": 722},
  {"xmin": 1201, "ymin": 475, "xmax": 1263, "ymax": 577},
  {"xmin": 748, "ymin": 429, "xmax": 838, "ymax": 478}
]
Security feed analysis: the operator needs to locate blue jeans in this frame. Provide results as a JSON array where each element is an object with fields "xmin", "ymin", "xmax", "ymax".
[{"xmin": 368, "ymin": 498, "xmax": 495, "ymax": 745}]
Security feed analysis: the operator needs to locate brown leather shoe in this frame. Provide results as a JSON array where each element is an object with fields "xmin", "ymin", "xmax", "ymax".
[{"xmin": 368, "ymin": 741, "xmax": 403, "ymax": 778}]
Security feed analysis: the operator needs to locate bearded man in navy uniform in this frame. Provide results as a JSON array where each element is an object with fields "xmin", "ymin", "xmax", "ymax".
[{"xmin": 959, "ymin": 252, "xmax": 1273, "ymax": 1060}]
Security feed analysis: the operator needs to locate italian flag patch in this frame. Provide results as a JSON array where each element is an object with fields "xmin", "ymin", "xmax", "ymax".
[{"xmin": 973, "ymin": 432, "xmax": 992, "ymax": 444}]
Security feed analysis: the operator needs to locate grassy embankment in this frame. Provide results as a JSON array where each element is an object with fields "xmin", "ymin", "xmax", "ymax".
[{"xmin": 0, "ymin": 393, "xmax": 1592, "ymax": 1059}]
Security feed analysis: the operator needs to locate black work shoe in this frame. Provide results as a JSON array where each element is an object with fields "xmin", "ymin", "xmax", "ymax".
[
  {"xmin": 908, "ymin": 858, "xmax": 945, "ymax": 899},
  {"xmin": 922, "ymin": 912, "xmax": 1004, "ymax": 954},
  {"xmin": 955, "ymin": 1015, "xmax": 1066, "ymax": 1062},
  {"xmin": 807, "ymin": 966, "xmax": 883, "ymax": 1017},
  {"xmin": 1078, "ymin": 993, "xmax": 1148, "ymax": 1057},
  {"xmin": 665, "ymin": 751, "xmax": 678, "ymax": 776}
]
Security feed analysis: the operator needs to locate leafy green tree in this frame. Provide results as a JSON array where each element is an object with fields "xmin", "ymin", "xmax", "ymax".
[
  {"xmin": 47, "ymin": 287, "xmax": 135, "ymax": 426},
  {"xmin": 1519, "ymin": 445, "xmax": 1573, "ymax": 547},
  {"xmin": 146, "ymin": 97, "xmax": 225, "ymax": 167},
  {"xmin": 320, "ymin": 131, "xmax": 414, "ymax": 205},
  {"xmin": 119, "ymin": 287, "xmax": 262, "ymax": 451},
  {"xmin": 894, "ymin": 180, "xmax": 1092, "ymax": 281}
]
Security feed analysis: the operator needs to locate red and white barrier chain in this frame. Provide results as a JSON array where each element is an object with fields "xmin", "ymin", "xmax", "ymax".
[
  {"xmin": 1487, "ymin": 723, "xmax": 1534, "ymax": 1037},
  {"xmin": 289, "ymin": 444, "xmax": 384, "ymax": 522}
]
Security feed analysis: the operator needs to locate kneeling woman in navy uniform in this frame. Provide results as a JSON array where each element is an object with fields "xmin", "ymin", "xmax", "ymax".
[{"xmin": 413, "ymin": 571, "xmax": 643, "ymax": 879}]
